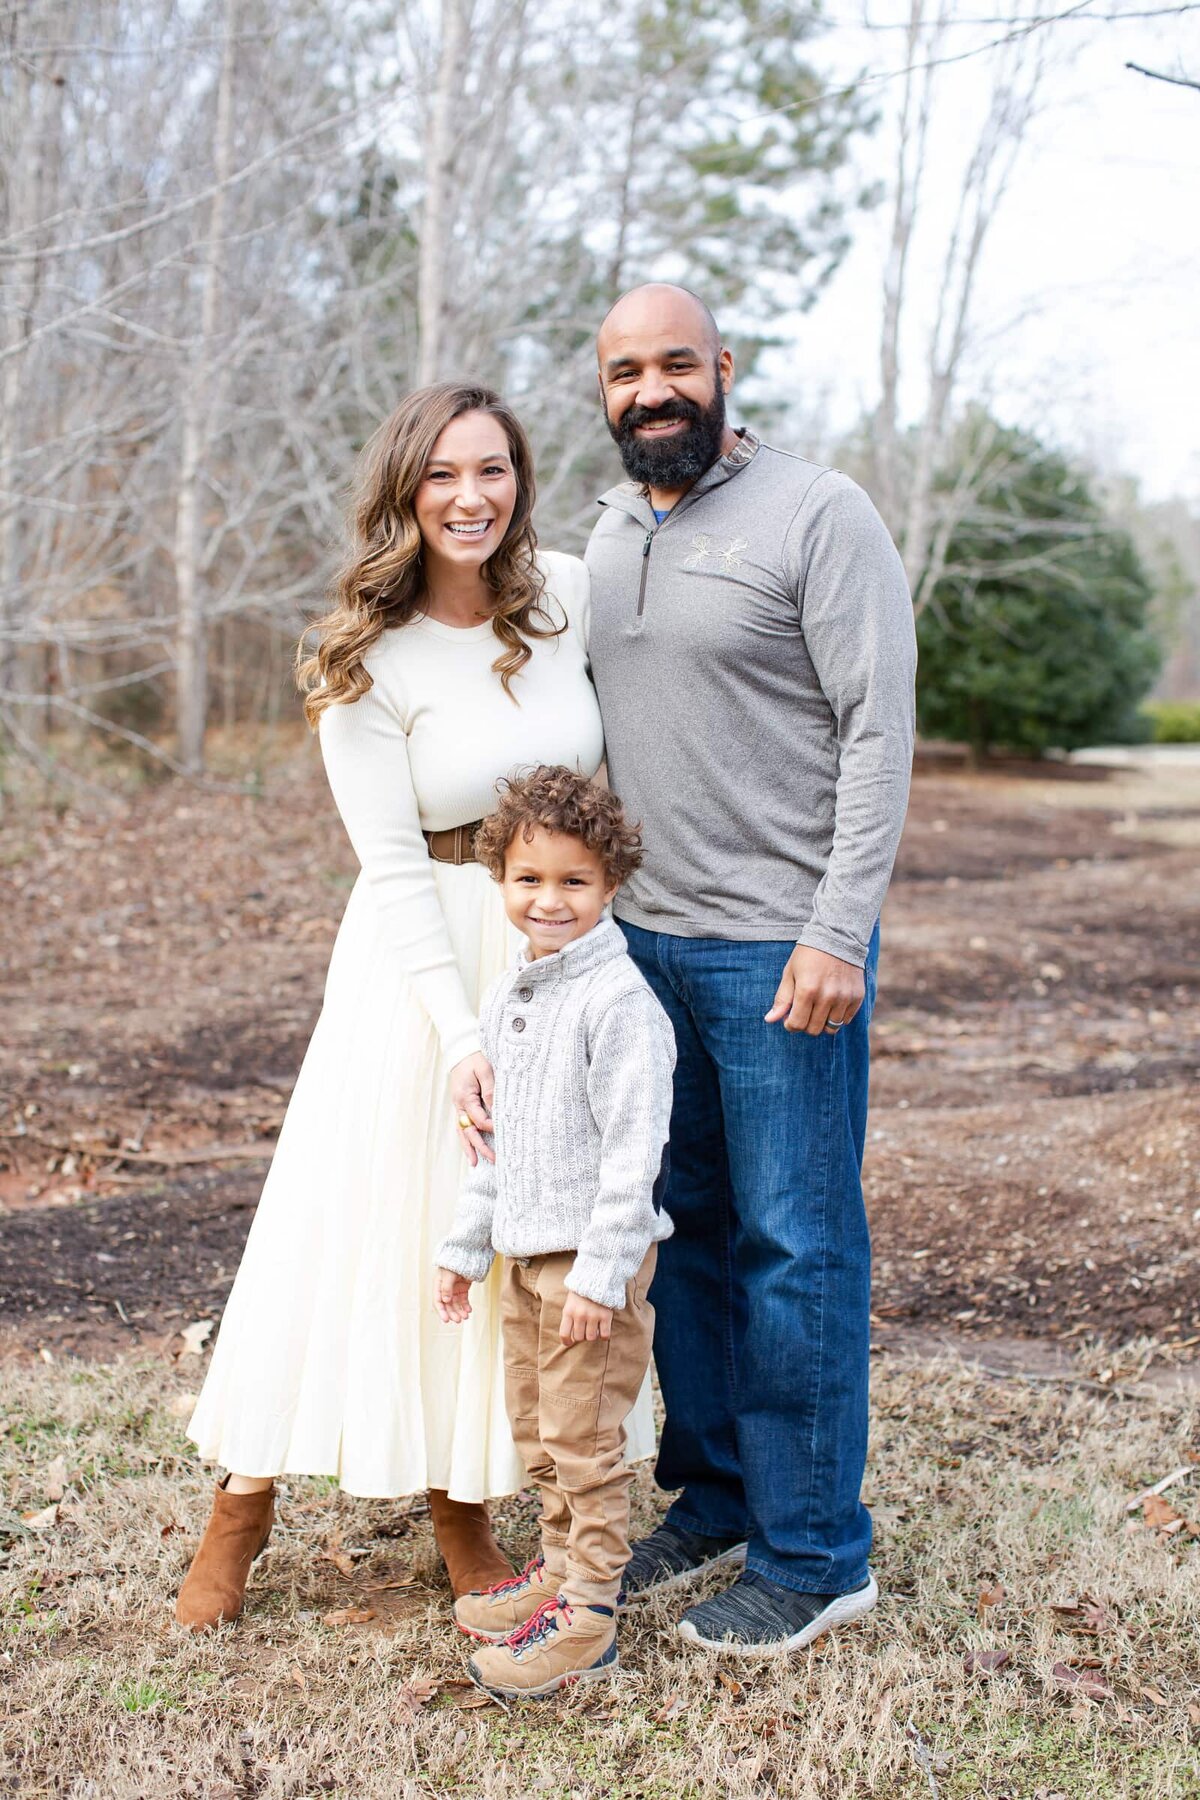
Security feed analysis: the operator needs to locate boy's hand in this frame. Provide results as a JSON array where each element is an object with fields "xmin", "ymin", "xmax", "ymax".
[
  {"xmin": 434, "ymin": 1268, "xmax": 473, "ymax": 1324},
  {"xmin": 560, "ymin": 1293, "xmax": 613, "ymax": 1346}
]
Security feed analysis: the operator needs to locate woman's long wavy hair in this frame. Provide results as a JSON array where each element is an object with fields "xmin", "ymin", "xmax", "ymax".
[{"xmin": 297, "ymin": 383, "xmax": 561, "ymax": 725}]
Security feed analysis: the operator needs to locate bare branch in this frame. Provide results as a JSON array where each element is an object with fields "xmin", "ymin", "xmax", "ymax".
[{"xmin": 1125, "ymin": 58, "xmax": 1200, "ymax": 87}]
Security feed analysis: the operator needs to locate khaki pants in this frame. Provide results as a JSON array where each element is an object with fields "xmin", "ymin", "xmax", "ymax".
[{"xmin": 500, "ymin": 1245, "xmax": 657, "ymax": 1608}]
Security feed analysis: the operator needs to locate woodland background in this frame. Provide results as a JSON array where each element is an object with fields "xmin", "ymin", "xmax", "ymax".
[{"xmin": 1, "ymin": 0, "xmax": 1198, "ymax": 786}]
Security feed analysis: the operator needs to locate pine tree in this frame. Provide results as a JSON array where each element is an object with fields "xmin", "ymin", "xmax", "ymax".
[{"xmin": 916, "ymin": 420, "xmax": 1161, "ymax": 759}]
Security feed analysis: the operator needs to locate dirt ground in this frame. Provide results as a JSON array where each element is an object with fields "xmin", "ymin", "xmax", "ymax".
[{"xmin": 1, "ymin": 738, "xmax": 1197, "ymax": 1369}]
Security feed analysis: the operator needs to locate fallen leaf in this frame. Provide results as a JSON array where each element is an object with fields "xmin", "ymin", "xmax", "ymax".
[
  {"xmin": 1051, "ymin": 1594, "xmax": 1116, "ymax": 1635},
  {"xmin": 716, "ymin": 1669, "xmax": 744, "ymax": 1697},
  {"xmin": 322, "ymin": 1607, "xmax": 375, "ymax": 1627},
  {"xmin": 167, "ymin": 1392, "xmax": 198, "ymax": 1420},
  {"xmin": 1140, "ymin": 1686, "xmax": 1169, "ymax": 1707},
  {"xmin": 654, "ymin": 1693, "xmax": 686, "ymax": 1724},
  {"xmin": 964, "ymin": 1649, "xmax": 1011, "ymax": 1675},
  {"xmin": 322, "ymin": 1547, "xmax": 356, "ymax": 1579},
  {"xmin": 1052, "ymin": 1663, "xmax": 1112, "ymax": 1701},
  {"xmin": 21, "ymin": 1504, "xmax": 59, "ymax": 1532},
  {"xmin": 366, "ymin": 1571, "xmax": 418, "ymax": 1592},
  {"xmin": 178, "ymin": 1319, "xmax": 213, "ymax": 1358},
  {"xmin": 39, "ymin": 1347, "xmax": 54, "ymax": 1365},
  {"xmin": 289, "ymin": 1665, "xmax": 306, "ymax": 1691},
  {"xmin": 160, "ymin": 1520, "xmax": 182, "ymax": 1540},
  {"xmin": 455, "ymin": 1690, "xmax": 496, "ymax": 1710},
  {"xmin": 1143, "ymin": 1493, "xmax": 1185, "ymax": 1531},
  {"xmin": 977, "ymin": 1582, "xmax": 1005, "ymax": 1620},
  {"xmin": 44, "ymin": 1455, "xmax": 67, "ymax": 1504},
  {"xmin": 396, "ymin": 1679, "xmax": 438, "ymax": 1712},
  {"xmin": 1188, "ymin": 1702, "xmax": 1200, "ymax": 1727}
]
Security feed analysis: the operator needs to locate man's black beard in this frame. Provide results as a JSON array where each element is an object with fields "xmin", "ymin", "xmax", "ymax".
[{"xmin": 606, "ymin": 379, "xmax": 727, "ymax": 489}]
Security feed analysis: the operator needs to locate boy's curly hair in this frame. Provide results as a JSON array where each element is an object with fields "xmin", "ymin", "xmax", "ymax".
[{"xmin": 474, "ymin": 765, "xmax": 643, "ymax": 889}]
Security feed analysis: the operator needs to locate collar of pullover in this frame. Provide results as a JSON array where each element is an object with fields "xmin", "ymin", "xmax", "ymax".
[
  {"xmin": 597, "ymin": 428, "xmax": 761, "ymax": 529},
  {"xmin": 513, "ymin": 915, "xmax": 627, "ymax": 985}
]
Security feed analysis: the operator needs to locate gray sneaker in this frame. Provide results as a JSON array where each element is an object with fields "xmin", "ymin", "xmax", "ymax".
[
  {"xmin": 618, "ymin": 1521, "xmax": 747, "ymax": 1606},
  {"xmin": 678, "ymin": 1567, "xmax": 878, "ymax": 1655}
]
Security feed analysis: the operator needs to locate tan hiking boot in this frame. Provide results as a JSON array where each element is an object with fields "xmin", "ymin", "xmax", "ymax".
[
  {"xmin": 454, "ymin": 1553, "xmax": 558, "ymax": 1642},
  {"xmin": 467, "ymin": 1596, "xmax": 618, "ymax": 1699},
  {"xmin": 175, "ymin": 1479, "xmax": 274, "ymax": 1631}
]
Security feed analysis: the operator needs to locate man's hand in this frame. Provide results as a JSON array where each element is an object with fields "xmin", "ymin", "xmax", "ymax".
[
  {"xmin": 765, "ymin": 945, "xmax": 865, "ymax": 1037},
  {"xmin": 449, "ymin": 1051, "xmax": 496, "ymax": 1165},
  {"xmin": 560, "ymin": 1293, "xmax": 613, "ymax": 1346},
  {"xmin": 434, "ymin": 1267, "xmax": 473, "ymax": 1324}
]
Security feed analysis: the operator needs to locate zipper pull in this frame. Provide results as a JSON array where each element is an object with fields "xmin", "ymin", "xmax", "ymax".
[{"xmin": 636, "ymin": 528, "xmax": 654, "ymax": 619}]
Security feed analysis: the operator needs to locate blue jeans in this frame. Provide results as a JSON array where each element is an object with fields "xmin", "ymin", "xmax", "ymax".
[{"xmin": 620, "ymin": 921, "xmax": 878, "ymax": 1596}]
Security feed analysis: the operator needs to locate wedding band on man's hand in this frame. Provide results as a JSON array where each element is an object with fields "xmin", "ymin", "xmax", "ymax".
[
  {"xmin": 456, "ymin": 1112, "xmax": 472, "ymax": 1130},
  {"xmin": 824, "ymin": 1020, "xmax": 844, "ymax": 1034}
]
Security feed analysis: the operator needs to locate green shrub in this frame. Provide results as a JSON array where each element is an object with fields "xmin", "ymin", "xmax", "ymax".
[
  {"xmin": 916, "ymin": 420, "xmax": 1162, "ymax": 758},
  {"xmin": 1143, "ymin": 699, "xmax": 1200, "ymax": 743}
]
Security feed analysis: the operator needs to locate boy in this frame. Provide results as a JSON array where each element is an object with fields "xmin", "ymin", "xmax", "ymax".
[{"xmin": 434, "ymin": 765, "xmax": 676, "ymax": 1699}]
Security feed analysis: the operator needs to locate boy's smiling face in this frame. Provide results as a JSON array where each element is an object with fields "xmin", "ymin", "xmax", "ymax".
[{"xmin": 501, "ymin": 826, "xmax": 618, "ymax": 960}]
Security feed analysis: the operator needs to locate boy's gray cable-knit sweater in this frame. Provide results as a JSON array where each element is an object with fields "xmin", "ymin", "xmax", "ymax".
[{"xmin": 435, "ymin": 917, "xmax": 676, "ymax": 1311}]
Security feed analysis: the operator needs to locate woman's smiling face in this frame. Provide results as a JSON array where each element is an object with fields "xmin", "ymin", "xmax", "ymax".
[{"xmin": 413, "ymin": 410, "xmax": 519, "ymax": 575}]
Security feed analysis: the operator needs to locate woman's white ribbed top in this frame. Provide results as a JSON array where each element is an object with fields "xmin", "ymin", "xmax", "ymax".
[{"xmin": 317, "ymin": 551, "xmax": 603, "ymax": 1069}]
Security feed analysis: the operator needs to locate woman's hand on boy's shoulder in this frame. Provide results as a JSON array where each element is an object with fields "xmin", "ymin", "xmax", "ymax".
[
  {"xmin": 434, "ymin": 1267, "xmax": 473, "ymax": 1324},
  {"xmin": 560, "ymin": 1292, "xmax": 613, "ymax": 1346}
]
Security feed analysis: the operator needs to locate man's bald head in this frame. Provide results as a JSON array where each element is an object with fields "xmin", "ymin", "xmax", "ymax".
[{"xmin": 597, "ymin": 284, "xmax": 721, "ymax": 365}]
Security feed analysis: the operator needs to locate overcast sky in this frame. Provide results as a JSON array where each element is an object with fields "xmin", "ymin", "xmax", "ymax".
[{"xmin": 757, "ymin": 2, "xmax": 1200, "ymax": 505}]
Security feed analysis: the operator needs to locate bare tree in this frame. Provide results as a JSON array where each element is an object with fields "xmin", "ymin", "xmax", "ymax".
[
  {"xmin": 173, "ymin": 0, "xmax": 238, "ymax": 775},
  {"xmin": 869, "ymin": 0, "xmax": 1047, "ymax": 613},
  {"xmin": 416, "ymin": 0, "xmax": 468, "ymax": 384},
  {"xmin": 0, "ymin": 0, "xmax": 64, "ymax": 726}
]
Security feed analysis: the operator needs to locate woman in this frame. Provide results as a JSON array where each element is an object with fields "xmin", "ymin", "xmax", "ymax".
[{"xmin": 177, "ymin": 383, "xmax": 655, "ymax": 1630}]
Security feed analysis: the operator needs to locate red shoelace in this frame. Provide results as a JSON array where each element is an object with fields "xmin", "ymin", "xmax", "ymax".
[
  {"xmin": 505, "ymin": 1595, "xmax": 572, "ymax": 1653},
  {"xmin": 484, "ymin": 1554, "xmax": 544, "ymax": 1598}
]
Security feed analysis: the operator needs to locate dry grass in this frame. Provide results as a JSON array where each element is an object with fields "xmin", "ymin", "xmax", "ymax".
[{"xmin": 2, "ymin": 1352, "xmax": 1198, "ymax": 1799}]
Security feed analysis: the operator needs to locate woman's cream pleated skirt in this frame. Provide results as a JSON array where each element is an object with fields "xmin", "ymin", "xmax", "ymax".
[{"xmin": 188, "ymin": 862, "xmax": 657, "ymax": 1499}]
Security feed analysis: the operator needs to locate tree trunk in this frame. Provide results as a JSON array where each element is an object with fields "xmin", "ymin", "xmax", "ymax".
[
  {"xmin": 0, "ymin": 9, "xmax": 53, "ymax": 725},
  {"xmin": 174, "ymin": 0, "xmax": 238, "ymax": 775},
  {"xmin": 417, "ymin": 0, "xmax": 467, "ymax": 386}
]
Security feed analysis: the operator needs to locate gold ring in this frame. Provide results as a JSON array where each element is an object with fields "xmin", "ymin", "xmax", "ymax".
[{"xmin": 457, "ymin": 1113, "xmax": 471, "ymax": 1130}]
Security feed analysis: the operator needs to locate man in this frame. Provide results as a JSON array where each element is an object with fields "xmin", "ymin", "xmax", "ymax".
[{"xmin": 584, "ymin": 283, "xmax": 917, "ymax": 1654}]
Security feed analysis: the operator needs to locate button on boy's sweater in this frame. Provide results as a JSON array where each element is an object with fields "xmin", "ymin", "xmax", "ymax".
[{"xmin": 435, "ymin": 917, "xmax": 676, "ymax": 1312}]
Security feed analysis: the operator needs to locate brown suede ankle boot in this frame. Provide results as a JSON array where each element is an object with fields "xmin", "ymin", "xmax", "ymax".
[
  {"xmin": 428, "ymin": 1489, "xmax": 514, "ymax": 1598},
  {"xmin": 175, "ymin": 1479, "xmax": 275, "ymax": 1631}
]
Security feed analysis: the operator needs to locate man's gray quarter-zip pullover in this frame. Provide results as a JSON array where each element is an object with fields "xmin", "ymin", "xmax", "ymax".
[{"xmin": 585, "ymin": 432, "xmax": 917, "ymax": 968}]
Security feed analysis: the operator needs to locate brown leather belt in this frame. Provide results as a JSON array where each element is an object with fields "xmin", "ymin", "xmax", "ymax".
[{"xmin": 424, "ymin": 820, "xmax": 484, "ymax": 866}]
